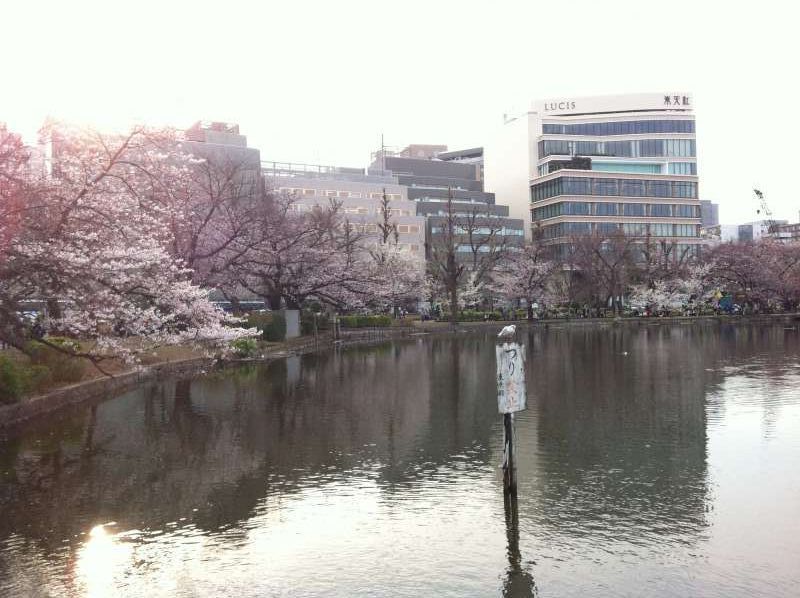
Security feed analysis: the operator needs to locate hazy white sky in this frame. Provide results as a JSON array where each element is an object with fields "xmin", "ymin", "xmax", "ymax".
[{"xmin": 2, "ymin": 0, "xmax": 798, "ymax": 223}]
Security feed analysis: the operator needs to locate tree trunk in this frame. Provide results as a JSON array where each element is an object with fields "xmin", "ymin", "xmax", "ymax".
[
  {"xmin": 267, "ymin": 293, "xmax": 282, "ymax": 311},
  {"xmin": 449, "ymin": 280, "xmax": 458, "ymax": 327}
]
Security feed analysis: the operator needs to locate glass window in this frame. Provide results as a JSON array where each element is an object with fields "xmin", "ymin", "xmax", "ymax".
[
  {"xmin": 595, "ymin": 202, "xmax": 618, "ymax": 216},
  {"xmin": 623, "ymin": 203, "xmax": 645, "ymax": 216},
  {"xmin": 563, "ymin": 177, "xmax": 592, "ymax": 195},
  {"xmin": 593, "ymin": 178, "xmax": 619, "ymax": 196},
  {"xmin": 650, "ymin": 223, "xmax": 673, "ymax": 236},
  {"xmin": 623, "ymin": 223, "xmax": 647, "ymax": 236},
  {"xmin": 533, "ymin": 177, "xmax": 698, "ymax": 201},
  {"xmin": 595, "ymin": 222, "xmax": 619, "ymax": 235},
  {"xmin": 675, "ymin": 204, "xmax": 698, "ymax": 218},
  {"xmin": 668, "ymin": 162, "xmax": 697, "ymax": 175},
  {"xmin": 650, "ymin": 204, "xmax": 672, "ymax": 217},
  {"xmin": 564, "ymin": 201, "xmax": 591, "ymax": 215},
  {"xmin": 565, "ymin": 222, "xmax": 591, "ymax": 235},
  {"xmin": 620, "ymin": 180, "xmax": 645, "ymax": 197},
  {"xmin": 543, "ymin": 119, "xmax": 694, "ymax": 136}
]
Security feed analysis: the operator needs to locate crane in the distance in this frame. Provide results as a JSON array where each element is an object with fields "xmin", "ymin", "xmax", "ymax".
[{"xmin": 754, "ymin": 188, "xmax": 779, "ymax": 234}]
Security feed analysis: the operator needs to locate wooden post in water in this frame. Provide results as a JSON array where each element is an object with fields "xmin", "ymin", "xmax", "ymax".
[
  {"xmin": 503, "ymin": 412, "xmax": 516, "ymax": 493},
  {"xmin": 496, "ymin": 326, "xmax": 526, "ymax": 495}
]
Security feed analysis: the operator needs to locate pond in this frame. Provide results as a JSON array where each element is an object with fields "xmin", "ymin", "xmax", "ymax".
[{"xmin": 1, "ymin": 323, "xmax": 799, "ymax": 597}]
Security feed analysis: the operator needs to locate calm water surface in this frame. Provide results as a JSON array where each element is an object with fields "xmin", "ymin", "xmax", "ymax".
[{"xmin": 1, "ymin": 323, "xmax": 799, "ymax": 597}]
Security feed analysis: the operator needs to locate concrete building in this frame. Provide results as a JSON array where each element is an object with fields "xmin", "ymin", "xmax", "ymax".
[
  {"xmin": 262, "ymin": 161, "xmax": 426, "ymax": 267},
  {"xmin": 369, "ymin": 145, "xmax": 526, "ymax": 261},
  {"xmin": 436, "ymin": 147, "xmax": 486, "ymax": 181},
  {"xmin": 415, "ymin": 200, "xmax": 525, "ymax": 263},
  {"xmin": 486, "ymin": 93, "xmax": 702, "ymax": 256},
  {"xmin": 700, "ymin": 200, "xmax": 720, "ymax": 228},
  {"xmin": 706, "ymin": 219, "xmax": 791, "ymax": 243},
  {"xmin": 737, "ymin": 219, "xmax": 789, "ymax": 242},
  {"xmin": 181, "ymin": 121, "xmax": 262, "ymax": 198},
  {"xmin": 775, "ymin": 222, "xmax": 800, "ymax": 242}
]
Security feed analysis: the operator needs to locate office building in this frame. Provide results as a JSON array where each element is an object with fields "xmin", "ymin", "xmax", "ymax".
[
  {"xmin": 370, "ymin": 145, "xmax": 526, "ymax": 261},
  {"xmin": 700, "ymin": 200, "xmax": 719, "ymax": 228},
  {"xmin": 181, "ymin": 121, "xmax": 262, "ymax": 199},
  {"xmin": 486, "ymin": 93, "xmax": 702, "ymax": 258},
  {"xmin": 262, "ymin": 161, "xmax": 426, "ymax": 267}
]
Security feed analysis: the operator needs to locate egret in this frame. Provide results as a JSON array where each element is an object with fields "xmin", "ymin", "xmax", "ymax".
[{"xmin": 498, "ymin": 324, "xmax": 516, "ymax": 339}]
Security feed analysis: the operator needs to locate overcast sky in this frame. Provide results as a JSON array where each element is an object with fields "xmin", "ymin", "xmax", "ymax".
[{"xmin": 3, "ymin": 0, "xmax": 798, "ymax": 223}]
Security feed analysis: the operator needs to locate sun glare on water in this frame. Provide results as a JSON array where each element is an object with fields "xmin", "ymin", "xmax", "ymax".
[{"xmin": 76, "ymin": 523, "xmax": 131, "ymax": 597}]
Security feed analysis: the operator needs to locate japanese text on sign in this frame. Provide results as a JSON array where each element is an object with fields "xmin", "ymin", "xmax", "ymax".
[{"xmin": 496, "ymin": 342, "xmax": 527, "ymax": 414}]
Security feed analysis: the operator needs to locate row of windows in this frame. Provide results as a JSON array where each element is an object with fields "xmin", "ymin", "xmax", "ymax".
[
  {"xmin": 668, "ymin": 162, "xmax": 697, "ymax": 175},
  {"xmin": 346, "ymin": 223, "xmax": 421, "ymax": 234},
  {"xmin": 456, "ymin": 244, "xmax": 493, "ymax": 253},
  {"xmin": 532, "ymin": 177, "xmax": 698, "ymax": 201},
  {"xmin": 430, "ymin": 210, "xmax": 504, "ymax": 219},
  {"xmin": 293, "ymin": 204, "xmax": 414, "ymax": 217},
  {"xmin": 536, "ymin": 161, "xmax": 697, "ymax": 177},
  {"xmin": 542, "ymin": 119, "xmax": 695, "ymax": 136},
  {"xmin": 550, "ymin": 242, "xmax": 701, "ymax": 260},
  {"xmin": 533, "ymin": 202, "xmax": 700, "ymax": 220},
  {"xmin": 281, "ymin": 187, "xmax": 403, "ymax": 201},
  {"xmin": 540, "ymin": 222, "xmax": 700, "ymax": 239},
  {"xmin": 381, "ymin": 243, "xmax": 420, "ymax": 252},
  {"xmin": 431, "ymin": 226, "xmax": 524, "ymax": 236},
  {"xmin": 538, "ymin": 138, "xmax": 696, "ymax": 159}
]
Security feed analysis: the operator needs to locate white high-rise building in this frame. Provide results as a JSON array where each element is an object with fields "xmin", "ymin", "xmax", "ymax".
[{"xmin": 485, "ymin": 93, "xmax": 702, "ymax": 259}]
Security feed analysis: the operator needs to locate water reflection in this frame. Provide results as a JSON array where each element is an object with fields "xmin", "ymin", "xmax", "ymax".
[
  {"xmin": 0, "ymin": 323, "xmax": 798, "ymax": 596},
  {"xmin": 503, "ymin": 492, "xmax": 537, "ymax": 597}
]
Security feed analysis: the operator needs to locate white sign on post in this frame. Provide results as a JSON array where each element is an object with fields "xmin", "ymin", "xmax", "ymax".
[{"xmin": 496, "ymin": 342, "xmax": 527, "ymax": 414}]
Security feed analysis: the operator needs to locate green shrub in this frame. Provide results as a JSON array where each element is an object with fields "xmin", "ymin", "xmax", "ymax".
[
  {"xmin": 26, "ymin": 338, "xmax": 85, "ymax": 383},
  {"xmin": 230, "ymin": 337, "xmax": 259, "ymax": 358},
  {"xmin": 246, "ymin": 312, "xmax": 286, "ymax": 342},
  {"xmin": 301, "ymin": 311, "xmax": 331, "ymax": 335},
  {"xmin": 339, "ymin": 315, "xmax": 392, "ymax": 328},
  {"xmin": 0, "ymin": 357, "xmax": 51, "ymax": 404},
  {"xmin": 0, "ymin": 356, "xmax": 24, "ymax": 404}
]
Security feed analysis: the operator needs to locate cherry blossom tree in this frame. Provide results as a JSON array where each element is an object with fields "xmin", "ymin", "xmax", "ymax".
[
  {"xmin": 233, "ymin": 192, "xmax": 375, "ymax": 310},
  {"xmin": 0, "ymin": 124, "xmax": 28, "ymax": 263},
  {"xmin": 0, "ymin": 123, "xmax": 253, "ymax": 363},
  {"xmin": 492, "ymin": 229, "xmax": 559, "ymax": 317},
  {"xmin": 564, "ymin": 231, "xmax": 639, "ymax": 313},
  {"xmin": 629, "ymin": 262, "xmax": 714, "ymax": 312},
  {"xmin": 153, "ymin": 140, "xmax": 264, "ymax": 288},
  {"xmin": 709, "ymin": 240, "xmax": 800, "ymax": 310}
]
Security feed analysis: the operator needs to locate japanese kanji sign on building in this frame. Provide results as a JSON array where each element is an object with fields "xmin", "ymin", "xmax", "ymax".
[{"xmin": 496, "ymin": 342, "xmax": 527, "ymax": 414}]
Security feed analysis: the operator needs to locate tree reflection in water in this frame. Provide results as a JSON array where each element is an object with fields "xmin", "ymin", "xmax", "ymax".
[{"xmin": 0, "ymin": 323, "xmax": 798, "ymax": 597}]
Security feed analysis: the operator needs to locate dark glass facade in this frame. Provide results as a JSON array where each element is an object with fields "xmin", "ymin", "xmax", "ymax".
[
  {"xmin": 540, "ymin": 222, "xmax": 700, "ymax": 239},
  {"xmin": 532, "ymin": 176, "xmax": 698, "ymax": 201},
  {"xmin": 542, "ymin": 119, "xmax": 695, "ymax": 136},
  {"xmin": 532, "ymin": 202, "xmax": 700, "ymax": 221},
  {"xmin": 538, "ymin": 139, "xmax": 696, "ymax": 158}
]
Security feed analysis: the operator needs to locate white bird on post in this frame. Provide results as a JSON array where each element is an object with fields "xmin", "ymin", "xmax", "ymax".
[{"xmin": 498, "ymin": 324, "xmax": 516, "ymax": 339}]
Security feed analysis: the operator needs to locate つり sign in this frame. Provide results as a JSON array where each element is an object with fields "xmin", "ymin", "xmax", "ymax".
[{"xmin": 496, "ymin": 342, "xmax": 527, "ymax": 414}]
